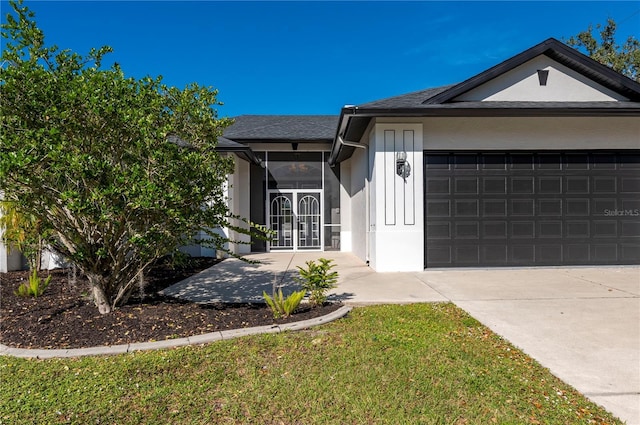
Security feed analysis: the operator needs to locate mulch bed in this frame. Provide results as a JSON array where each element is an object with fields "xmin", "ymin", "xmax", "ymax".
[{"xmin": 0, "ymin": 258, "xmax": 342, "ymax": 350}]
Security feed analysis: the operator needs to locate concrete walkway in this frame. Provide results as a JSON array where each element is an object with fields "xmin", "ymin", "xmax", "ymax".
[
  {"xmin": 163, "ymin": 252, "xmax": 640, "ymax": 424},
  {"xmin": 162, "ymin": 251, "xmax": 448, "ymax": 304}
]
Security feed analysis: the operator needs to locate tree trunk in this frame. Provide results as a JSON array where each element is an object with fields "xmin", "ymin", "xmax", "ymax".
[
  {"xmin": 92, "ymin": 285, "xmax": 111, "ymax": 315},
  {"xmin": 88, "ymin": 276, "xmax": 112, "ymax": 315}
]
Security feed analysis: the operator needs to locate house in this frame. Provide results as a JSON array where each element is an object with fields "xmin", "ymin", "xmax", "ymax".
[
  {"xmin": 217, "ymin": 38, "xmax": 640, "ymax": 272},
  {"xmin": 2, "ymin": 38, "xmax": 639, "ymax": 272}
]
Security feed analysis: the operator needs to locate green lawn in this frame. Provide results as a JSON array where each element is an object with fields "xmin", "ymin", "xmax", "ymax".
[{"xmin": 0, "ymin": 303, "xmax": 621, "ymax": 424}]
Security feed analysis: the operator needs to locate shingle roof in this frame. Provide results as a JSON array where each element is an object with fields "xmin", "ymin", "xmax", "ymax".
[
  {"xmin": 223, "ymin": 115, "xmax": 339, "ymax": 141},
  {"xmin": 356, "ymin": 86, "xmax": 453, "ymax": 109}
]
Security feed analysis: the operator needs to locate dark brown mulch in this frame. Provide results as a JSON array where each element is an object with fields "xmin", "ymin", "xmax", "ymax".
[{"xmin": 0, "ymin": 258, "xmax": 342, "ymax": 350}]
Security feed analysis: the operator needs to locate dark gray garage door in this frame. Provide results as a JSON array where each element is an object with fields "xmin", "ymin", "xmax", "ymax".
[{"xmin": 424, "ymin": 152, "xmax": 640, "ymax": 267}]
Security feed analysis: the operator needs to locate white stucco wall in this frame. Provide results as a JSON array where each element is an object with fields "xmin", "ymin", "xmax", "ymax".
[
  {"xmin": 229, "ymin": 157, "xmax": 252, "ymax": 255},
  {"xmin": 338, "ymin": 160, "xmax": 352, "ymax": 252},
  {"xmin": 0, "ymin": 201, "xmax": 60, "ymax": 272},
  {"xmin": 1, "ymin": 231, "xmax": 24, "ymax": 272},
  {"xmin": 456, "ymin": 56, "xmax": 628, "ymax": 102},
  {"xmin": 345, "ymin": 139, "xmax": 370, "ymax": 263},
  {"xmin": 420, "ymin": 116, "xmax": 640, "ymax": 150}
]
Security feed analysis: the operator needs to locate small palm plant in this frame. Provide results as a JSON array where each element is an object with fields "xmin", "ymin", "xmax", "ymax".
[
  {"xmin": 14, "ymin": 269, "xmax": 52, "ymax": 297},
  {"xmin": 263, "ymin": 288, "xmax": 306, "ymax": 319},
  {"xmin": 295, "ymin": 258, "xmax": 338, "ymax": 307}
]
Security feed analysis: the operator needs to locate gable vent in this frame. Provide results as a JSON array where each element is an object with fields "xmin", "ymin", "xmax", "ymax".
[{"xmin": 537, "ymin": 69, "xmax": 549, "ymax": 86}]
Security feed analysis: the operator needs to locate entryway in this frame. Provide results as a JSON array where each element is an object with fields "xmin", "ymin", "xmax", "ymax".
[{"xmin": 268, "ymin": 190, "xmax": 322, "ymax": 251}]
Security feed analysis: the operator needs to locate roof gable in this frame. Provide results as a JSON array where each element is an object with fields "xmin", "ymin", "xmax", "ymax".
[
  {"xmin": 454, "ymin": 55, "xmax": 628, "ymax": 102},
  {"xmin": 424, "ymin": 38, "xmax": 640, "ymax": 104}
]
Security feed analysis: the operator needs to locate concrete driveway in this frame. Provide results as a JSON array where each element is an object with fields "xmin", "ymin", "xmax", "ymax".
[
  {"xmin": 416, "ymin": 267, "xmax": 640, "ymax": 425},
  {"xmin": 164, "ymin": 252, "xmax": 639, "ymax": 424}
]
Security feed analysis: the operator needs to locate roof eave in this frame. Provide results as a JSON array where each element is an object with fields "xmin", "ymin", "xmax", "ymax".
[
  {"xmin": 215, "ymin": 137, "xmax": 264, "ymax": 167},
  {"xmin": 353, "ymin": 105, "xmax": 640, "ymax": 117},
  {"xmin": 328, "ymin": 104, "xmax": 640, "ymax": 165}
]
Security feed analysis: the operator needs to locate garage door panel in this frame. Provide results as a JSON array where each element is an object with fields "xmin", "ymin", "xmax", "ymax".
[
  {"xmin": 425, "ymin": 177, "xmax": 450, "ymax": 194},
  {"xmin": 455, "ymin": 222, "xmax": 480, "ymax": 239},
  {"xmin": 455, "ymin": 246, "xmax": 480, "ymax": 264},
  {"xmin": 426, "ymin": 247, "xmax": 452, "ymax": 266},
  {"xmin": 592, "ymin": 153, "xmax": 617, "ymax": 169},
  {"xmin": 510, "ymin": 154, "xmax": 535, "ymax": 169},
  {"xmin": 593, "ymin": 176, "xmax": 616, "ymax": 193},
  {"xmin": 539, "ymin": 199, "xmax": 562, "ymax": 216},
  {"xmin": 566, "ymin": 176, "xmax": 589, "ymax": 193},
  {"xmin": 621, "ymin": 221, "xmax": 640, "ymax": 237},
  {"xmin": 536, "ymin": 244, "xmax": 563, "ymax": 263},
  {"xmin": 565, "ymin": 244, "xmax": 590, "ymax": 263},
  {"xmin": 593, "ymin": 244, "xmax": 618, "ymax": 261},
  {"xmin": 538, "ymin": 154, "xmax": 562, "ymax": 169},
  {"xmin": 566, "ymin": 199, "xmax": 589, "ymax": 216},
  {"xmin": 454, "ymin": 178, "xmax": 479, "ymax": 194},
  {"xmin": 425, "ymin": 154, "xmax": 450, "ymax": 169},
  {"xmin": 483, "ymin": 221, "xmax": 508, "ymax": 238},
  {"xmin": 566, "ymin": 221, "xmax": 590, "ymax": 238},
  {"xmin": 483, "ymin": 177, "xmax": 507, "ymax": 193},
  {"xmin": 426, "ymin": 200, "xmax": 450, "ymax": 216},
  {"xmin": 621, "ymin": 244, "xmax": 640, "ymax": 261},
  {"xmin": 482, "ymin": 245, "xmax": 508, "ymax": 263},
  {"xmin": 425, "ymin": 152, "xmax": 640, "ymax": 267},
  {"xmin": 539, "ymin": 177, "xmax": 562, "ymax": 193},
  {"xmin": 539, "ymin": 221, "xmax": 562, "ymax": 238},
  {"xmin": 454, "ymin": 155, "xmax": 478, "ymax": 169},
  {"xmin": 426, "ymin": 222, "xmax": 451, "ymax": 239},
  {"xmin": 482, "ymin": 154, "xmax": 507, "ymax": 170},
  {"xmin": 511, "ymin": 245, "xmax": 535, "ymax": 263},
  {"xmin": 512, "ymin": 221, "xmax": 535, "ymax": 238},
  {"xmin": 592, "ymin": 221, "xmax": 617, "ymax": 237},
  {"xmin": 566, "ymin": 153, "xmax": 589, "ymax": 169},
  {"xmin": 619, "ymin": 154, "xmax": 640, "ymax": 169},
  {"xmin": 511, "ymin": 177, "xmax": 534, "ymax": 193},
  {"xmin": 483, "ymin": 199, "xmax": 507, "ymax": 216},
  {"xmin": 592, "ymin": 198, "xmax": 616, "ymax": 216},
  {"xmin": 621, "ymin": 177, "xmax": 640, "ymax": 193},
  {"xmin": 621, "ymin": 199, "xmax": 640, "ymax": 210},
  {"xmin": 455, "ymin": 200, "xmax": 479, "ymax": 216},
  {"xmin": 511, "ymin": 199, "xmax": 535, "ymax": 216}
]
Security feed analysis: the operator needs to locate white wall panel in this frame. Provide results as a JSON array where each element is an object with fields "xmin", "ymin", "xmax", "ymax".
[{"xmin": 371, "ymin": 123, "xmax": 424, "ymax": 272}]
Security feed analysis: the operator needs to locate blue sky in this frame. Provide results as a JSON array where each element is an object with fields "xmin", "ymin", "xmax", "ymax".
[{"xmin": 1, "ymin": 1, "xmax": 639, "ymax": 117}]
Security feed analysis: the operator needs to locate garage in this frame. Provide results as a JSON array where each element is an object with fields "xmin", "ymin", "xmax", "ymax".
[{"xmin": 424, "ymin": 152, "xmax": 640, "ymax": 267}]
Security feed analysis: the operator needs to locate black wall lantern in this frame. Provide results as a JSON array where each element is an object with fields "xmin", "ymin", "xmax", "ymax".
[{"xmin": 396, "ymin": 151, "xmax": 411, "ymax": 181}]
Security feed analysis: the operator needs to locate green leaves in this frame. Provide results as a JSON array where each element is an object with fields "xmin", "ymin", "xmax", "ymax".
[
  {"xmin": 14, "ymin": 269, "xmax": 51, "ymax": 297},
  {"xmin": 1, "ymin": 0, "xmax": 254, "ymax": 313},
  {"xmin": 263, "ymin": 289, "xmax": 306, "ymax": 319},
  {"xmin": 295, "ymin": 258, "xmax": 338, "ymax": 307},
  {"xmin": 566, "ymin": 18, "xmax": 640, "ymax": 82}
]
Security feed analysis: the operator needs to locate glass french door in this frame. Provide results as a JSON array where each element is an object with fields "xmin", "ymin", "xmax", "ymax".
[{"xmin": 268, "ymin": 190, "xmax": 322, "ymax": 251}]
